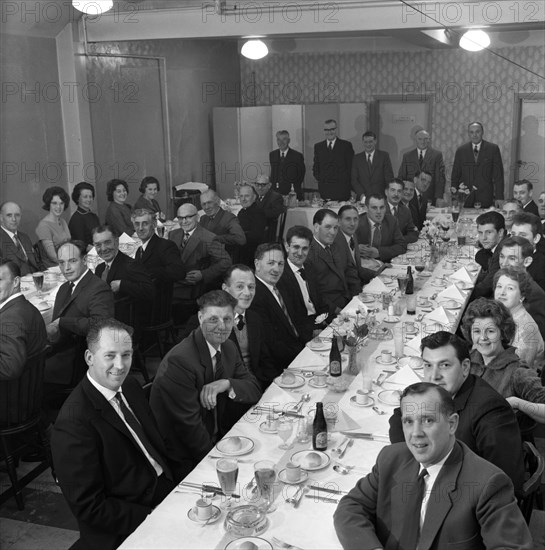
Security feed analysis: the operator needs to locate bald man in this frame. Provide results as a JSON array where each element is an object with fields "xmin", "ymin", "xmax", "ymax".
[
  {"xmin": 0, "ymin": 202, "xmax": 41, "ymax": 275},
  {"xmin": 252, "ymin": 175, "xmax": 286, "ymax": 241}
]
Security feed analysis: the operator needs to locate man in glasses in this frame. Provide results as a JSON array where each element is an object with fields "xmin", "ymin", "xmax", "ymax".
[
  {"xmin": 252, "ymin": 175, "xmax": 286, "ymax": 242},
  {"xmin": 313, "ymin": 119, "xmax": 354, "ymax": 201}
]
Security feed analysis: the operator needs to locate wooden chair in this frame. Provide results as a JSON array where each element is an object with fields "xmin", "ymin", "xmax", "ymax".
[
  {"xmin": 517, "ymin": 441, "xmax": 544, "ymax": 524},
  {"xmin": 0, "ymin": 348, "xmax": 52, "ymax": 510}
]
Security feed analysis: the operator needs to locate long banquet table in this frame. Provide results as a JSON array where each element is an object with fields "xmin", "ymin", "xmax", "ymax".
[{"xmin": 119, "ymin": 242, "xmax": 480, "ymax": 550}]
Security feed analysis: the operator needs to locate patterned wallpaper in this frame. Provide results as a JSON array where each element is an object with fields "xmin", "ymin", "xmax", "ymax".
[{"xmin": 241, "ymin": 46, "xmax": 545, "ymax": 195}]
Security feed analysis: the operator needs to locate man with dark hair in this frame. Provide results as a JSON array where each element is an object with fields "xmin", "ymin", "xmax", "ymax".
[
  {"xmin": 513, "ymin": 180, "xmax": 539, "ymax": 216},
  {"xmin": 46, "ymin": 241, "xmax": 114, "ymax": 385},
  {"xmin": 151, "ymin": 290, "xmax": 261, "ymax": 465},
  {"xmin": 451, "ymin": 121, "xmax": 505, "ymax": 208},
  {"xmin": 511, "ymin": 211, "xmax": 545, "ymax": 277},
  {"xmin": 351, "ymin": 130, "xmax": 394, "ymax": 200},
  {"xmin": 501, "ymin": 199, "xmax": 523, "ymax": 233},
  {"xmin": 305, "ymin": 209, "xmax": 359, "ymax": 314},
  {"xmin": 0, "ymin": 202, "xmax": 41, "ymax": 275},
  {"xmin": 52, "ymin": 318, "xmax": 179, "ymax": 550},
  {"xmin": 335, "ymin": 382, "xmax": 531, "ymax": 550},
  {"xmin": 0, "ymin": 260, "xmax": 47, "ymax": 381},
  {"xmin": 252, "ymin": 175, "xmax": 285, "ymax": 242},
  {"xmin": 313, "ymin": 119, "xmax": 354, "ymax": 201},
  {"xmin": 250, "ymin": 243, "xmax": 305, "ymax": 379},
  {"xmin": 356, "ymin": 194, "xmax": 406, "ymax": 262},
  {"xmin": 388, "ymin": 331, "xmax": 524, "ymax": 495},
  {"xmin": 408, "ymin": 170, "xmax": 433, "ymax": 230},
  {"xmin": 385, "ymin": 179, "xmax": 419, "ymax": 243},
  {"xmin": 398, "ymin": 129, "xmax": 445, "ymax": 205},
  {"xmin": 269, "ymin": 130, "xmax": 306, "ymax": 199}
]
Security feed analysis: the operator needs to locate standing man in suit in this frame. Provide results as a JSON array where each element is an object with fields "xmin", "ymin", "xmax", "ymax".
[
  {"xmin": 398, "ymin": 129, "xmax": 445, "ymax": 205},
  {"xmin": 250, "ymin": 243, "xmax": 305, "ymax": 379},
  {"xmin": 335, "ymin": 206, "xmax": 375, "ymax": 287},
  {"xmin": 513, "ymin": 180, "xmax": 539, "ymax": 216},
  {"xmin": 0, "ymin": 260, "xmax": 47, "ymax": 381},
  {"xmin": 305, "ymin": 209, "xmax": 359, "ymax": 314},
  {"xmin": 335, "ymin": 382, "xmax": 531, "ymax": 550},
  {"xmin": 277, "ymin": 225, "xmax": 324, "ymax": 343},
  {"xmin": 313, "ymin": 119, "xmax": 354, "ymax": 201},
  {"xmin": 269, "ymin": 130, "xmax": 306, "ymax": 199},
  {"xmin": 45, "ymin": 240, "xmax": 114, "ymax": 385},
  {"xmin": 253, "ymin": 175, "xmax": 286, "ymax": 242},
  {"xmin": 237, "ymin": 184, "xmax": 267, "ymax": 266},
  {"xmin": 168, "ymin": 203, "xmax": 231, "ymax": 304},
  {"xmin": 199, "ymin": 190, "xmax": 246, "ymax": 255},
  {"xmin": 409, "ymin": 170, "xmax": 433, "ymax": 230},
  {"xmin": 351, "ymin": 131, "xmax": 394, "ymax": 200},
  {"xmin": 385, "ymin": 179, "xmax": 419, "ymax": 243},
  {"xmin": 151, "ymin": 290, "xmax": 261, "ymax": 465},
  {"xmin": 52, "ymin": 318, "xmax": 179, "ymax": 550},
  {"xmin": 451, "ymin": 121, "xmax": 505, "ymax": 208},
  {"xmin": 356, "ymin": 194, "xmax": 406, "ymax": 262},
  {"xmin": 0, "ymin": 202, "xmax": 41, "ymax": 275}
]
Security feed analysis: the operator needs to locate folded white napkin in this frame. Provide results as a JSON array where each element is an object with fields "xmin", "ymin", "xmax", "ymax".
[
  {"xmin": 385, "ymin": 365, "xmax": 421, "ymax": 386},
  {"xmin": 363, "ymin": 277, "xmax": 389, "ymax": 293},
  {"xmin": 437, "ymin": 285, "xmax": 466, "ymax": 301},
  {"xmin": 87, "ymin": 246, "xmax": 98, "ymax": 256},
  {"xmin": 424, "ymin": 307, "xmax": 451, "ymax": 325},
  {"xmin": 119, "ymin": 232, "xmax": 136, "ymax": 244},
  {"xmin": 405, "ymin": 334, "xmax": 422, "ymax": 355},
  {"xmin": 450, "ymin": 267, "xmax": 473, "ymax": 283}
]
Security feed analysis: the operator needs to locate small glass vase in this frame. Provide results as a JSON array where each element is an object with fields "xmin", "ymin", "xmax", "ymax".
[{"xmin": 356, "ymin": 347, "xmax": 373, "ymax": 394}]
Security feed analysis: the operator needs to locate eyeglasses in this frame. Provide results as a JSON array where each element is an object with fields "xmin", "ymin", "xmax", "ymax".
[
  {"xmin": 179, "ymin": 214, "xmax": 197, "ymax": 221},
  {"xmin": 324, "ymin": 127, "xmax": 337, "ymax": 132},
  {"xmin": 254, "ymin": 182, "xmax": 269, "ymax": 187}
]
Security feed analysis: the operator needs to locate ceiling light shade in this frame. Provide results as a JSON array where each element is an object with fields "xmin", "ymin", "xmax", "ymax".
[
  {"xmin": 241, "ymin": 40, "xmax": 268, "ymax": 60},
  {"xmin": 459, "ymin": 30, "xmax": 490, "ymax": 51},
  {"xmin": 72, "ymin": 0, "xmax": 114, "ymax": 15}
]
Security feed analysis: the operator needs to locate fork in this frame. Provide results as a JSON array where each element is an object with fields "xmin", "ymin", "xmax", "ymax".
[
  {"xmin": 372, "ymin": 406, "xmax": 386, "ymax": 415},
  {"xmin": 208, "ymin": 455, "xmax": 252, "ymax": 463},
  {"xmin": 271, "ymin": 536, "xmax": 302, "ymax": 550},
  {"xmin": 285, "ymin": 485, "xmax": 304, "ymax": 506}
]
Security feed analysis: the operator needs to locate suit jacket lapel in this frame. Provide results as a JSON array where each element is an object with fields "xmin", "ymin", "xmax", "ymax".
[
  {"xmin": 182, "ymin": 228, "xmax": 200, "ymax": 261},
  {"xmin": 142, "ymin": 235, "xmax": 157, "ymax": 262}
]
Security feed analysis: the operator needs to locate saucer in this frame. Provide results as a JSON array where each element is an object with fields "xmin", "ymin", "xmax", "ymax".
[
  {"xmin": 36, "ymin": 301, "xmax": 52, "ymax": 312},
  {"xmin": 431, "ymin": 281, "xmax": 446, "ymax": 287},
  {"xmin": 404, "ymin": 326, "xmax": 418, "ymax": 335},
  {"xmin": 437, "ymin": 300, "xmax": 462, "ymax": 310},
  {"xmin": 375, "ymin": 355, "xmax": 396, "ymax": 365},
  {"xmin": 419, "ymin": 271, "xmax": 432, "ymax": 277},
  {"xmin": 274, "ymin": 374, "xmax": 305, "ymax": 389},
  {"xmin": 259, "ymin": 422, "xmax": 278, "ymax": 434},
  {"xmin": 378, "ymin": 390, "xmax": 402, "ymax": 406},
  {"xmin": 309, "ymin": 378, "xmax": 328, "ymax": 388},
  {"xmin": 350, "ymin": 395, "xmax": 375, "ymax": 408},
  {"xmin": 225, "ymin": 537, "xmax": 272, "ymax": 550},
  {"xmin": 216, "ymin": 436, "xmax": 254, "ymax": 456},
  {"xmin": 278, "ymin": 468, "xmax": 309, "ymax": 485},
  {"xmin": 383, "ymin": 316, "xmax": 400, "ymax": 323},
  {"xmin": 188, "ymin": 505, "xmax": 221, "ymax": 524},
  {"xmin": 359, "ymin": 294, "xmax": 375, "ymax": 304},
  {"xmin": 307, "ymin": 339, "xmax": 330, "ymax": 351}
]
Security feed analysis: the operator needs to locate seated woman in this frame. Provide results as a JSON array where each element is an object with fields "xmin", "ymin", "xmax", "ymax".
[
  {"xmin": 105, "ymin": 179, "xmax": 134, "ymax": 236},
  {"xmin": 461, "ymin": 298, "xmax": 545, "ymax": 407},
  {"xmin": 493, "ymin": 266, "xmax": 544, "ymax": 368},
  {"xmin": 133, "ymin": 176, "xmax": 165, "ymax": 220},
  {"xmin": 35, "ymin": 186, "xmax": 71, "ymax": 268},
  {"xmin": 68, "ymin": 181, "xmax": 100, "ymax": 249}
]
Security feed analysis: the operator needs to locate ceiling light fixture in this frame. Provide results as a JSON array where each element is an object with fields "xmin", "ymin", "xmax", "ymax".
[
  {"xmin": 241, "ymin": 39, "xmax": 268, "ymax": 60},
  {"xmin": 459, "ymin": 30, "xmax": 490, "ymax": 52},
  {"xmin": 72, "ymin": 0, "xmax": 114, "ymax": 15}
]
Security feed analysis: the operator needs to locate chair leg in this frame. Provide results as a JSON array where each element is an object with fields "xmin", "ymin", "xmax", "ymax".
[{"xmin": 0, "ymin": 437, "xmax": 24, "ymax": 510}]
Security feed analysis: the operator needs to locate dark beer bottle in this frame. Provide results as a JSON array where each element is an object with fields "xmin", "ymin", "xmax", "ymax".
[
  {"xmin": 313, "ymin": 402, "xmax": 328, "ymax": 451},
  {"xmin": 329, "ymin": 336, "xmax": 342, "ymax": 377},
  {"xmin": 406, "ymin": 266, "xmax": 416, "ymax": 315},
  {"xmin": 405, "ymin": 266, "xmax": 414, "ymax": 294}
]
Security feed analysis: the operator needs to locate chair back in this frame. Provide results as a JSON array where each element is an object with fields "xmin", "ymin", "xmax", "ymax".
[
  {"xmin": 275, "ymin": 211, "xmax": 287, "ymax": 243},
  {"xmin": 0, "ymin": 348, "xmax": 47, "ymax": 429},
  {"xmin": 147, "ymin": 282, "xmax": 174, "ymax": 328},
  {"xmin": 518, "ymin": 440, "xmax": 545, "ymax": 523}
]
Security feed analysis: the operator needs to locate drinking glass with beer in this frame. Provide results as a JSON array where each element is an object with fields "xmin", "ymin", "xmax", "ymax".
[{"xmin": 216, "ymin": 458, "xmax": 238, "ymax": 509}]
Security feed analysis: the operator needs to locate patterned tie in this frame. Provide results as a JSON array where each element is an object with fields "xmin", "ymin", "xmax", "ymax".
[
  {"xmin": 181, "ymin": 231, "xmax": 190, "ymax": 249},
  {"xmin": 214, "ymin": 350, "xmax": 225, "ymax": 380},
  {"xmin": 273, "ymin": 286, "xmax": 299, "ymax": 337},
  {"xmin": 101, "ymin": 264, "xmax": 110, "ymax": 282},
  {"xmin": 371, "ymin": 223, "xmax": 382, "ymax": 248},
  {"xmin": 367, "ymin": 154, "xmax": 372, "ymax": 168},
  {"xmin": 328, "ymin": 141, "xmax": 333, "ymax": 151},
  {"xmin": 114, "ymin": 393, "xmax": 169, "ymax": 476},
  {"xmin": 419, "ymin": 151, "xmax": 424, "ymax": 167},
  {"xmin": 392, "ymin": 206, "xmax": 398, "ymax": 217},
  {"xmin": 13, "ymin": 234, "xmax": 28, "ymax": 260},
  {"xmin": 400, "ymin": 468, "xmax": 428, "ymax": 549},
  {"xmin": 236, "ymin": 314, "xmax": 245, "ymax": 331},
  {"xmin": 349, "ymin": 237, "xmax": 355, "ymax": 251},
  {"xmin": 136, "ymin": 246, "xmax": 143, "ymax": 262},
  {"xmin": 473, "ymin": 146, "xmax": 479, "ymax": 161}
]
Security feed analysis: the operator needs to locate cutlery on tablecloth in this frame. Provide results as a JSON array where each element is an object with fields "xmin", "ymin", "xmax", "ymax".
[
  {"xmin": 308, "ymin": 484, "xmax": 348, "ymax": 496},
  {"xmin": 304, "ymin": 494, "xmax": 339, "ymax": 504},
  {"xmin": 338, "ymin": 439, "xmax": 353, "ymax": 458},
  {"xmin": 271, "ymin": 536, "xmax": 303, "ymax": 550},
  {"xmin": 177, "ymin": 481, "xmax": 241, "ymax": 499},
  {"xmin": 251, "ymin": 407, "xmax": 305, "ymax": 419}
]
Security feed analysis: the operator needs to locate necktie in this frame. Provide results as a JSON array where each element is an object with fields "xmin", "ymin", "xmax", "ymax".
[
  {"xmin": 367, "ymin": 154, "xmax": 372, "ymax": 167},
  {"xmin": 419, "ymin": 151, "xmax": 424, "ymax": 167},
  {"xmin": 101, "ymin": 264, "xmax": 110, "ymax": 282},
  {"xmin": 328, "ymin": 141, "xmax": 333, "ymax": 151},
  {"xmin": 273, "ymin": 286, "xmax": 299, "ymax": 337},
  {"xmin": 371, "ymin": 223, "xmax": 382, "ymax": 248},
  {"xmin": 181, "ymin": 231, "xmax": 190, "ymax": 249},
  {"xmin": 392, "ymin": 206, "xmax": 398, "ymax": 217},
  {"xmin": 214, "ymin": 350, "xmax": 225, "ymax": 380},
  {"xmin": 473, "ymin": 146, "xmax": 479, "ymax": 161},
  {"xmin": 281, "ymin": 152, "xmax": 285, "ymax": 160},
  {"xmin": 236, "ymin": 314, "xmax": 245, "ymax": 331},
  {"xmin": 136, "ymin": 246, "xmax": 143, "ymax": 262},
  {"xmin": 349, "ymin": 236, "xmax": 355, "ymax": 251},
  {"xmin": 13, "ymin": 234, "xmax": 28, "ymax": 259},
  {"xmin": 114, "ymin": 392, "xmax": 169, "ymax": 475},
  {"xmin": 400, "ymin": 468, "xmax": 428, "ymax": 548},
  {"xmin": 298, "ymin": 267, "xmax": 307, "ymax": 280}
]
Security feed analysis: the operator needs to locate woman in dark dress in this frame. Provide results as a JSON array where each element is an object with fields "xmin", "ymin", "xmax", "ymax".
[
  {"xmin": 133, "ymin": 176, "xmax": 165, "ymax": 220},
  {"xmin": 105, "ymin": 179, "xmax": 134, "ymax": 236},
  {"xmin": 68, "ymin": 181, "xmax": 100, "ymax": 249}
]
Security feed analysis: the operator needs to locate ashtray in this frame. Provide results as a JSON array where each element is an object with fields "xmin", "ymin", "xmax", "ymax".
[
  {"xmin": 369, "ymin": 327, "xmax": 393, "ymax": 341},
  {"xmin": 224, "ymin": 505, "xmax": 268, "ymax": 537}
]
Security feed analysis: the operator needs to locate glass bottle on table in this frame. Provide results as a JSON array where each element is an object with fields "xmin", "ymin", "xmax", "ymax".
[
  {"xmin": 406, "ymin": 267, "xmax": 416, "ymax": 315},
  {"xmin": 329, "ymin": 336, "xmax": 342, "ymax": 378},
  {"xmin": 313, "ymin": 402, "xmax": 328, "ymax": 451}
]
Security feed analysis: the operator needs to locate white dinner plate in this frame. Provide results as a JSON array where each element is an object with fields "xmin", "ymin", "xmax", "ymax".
[
  {"xmin": 290, "ymin": 450, "xmax": 331, "ymax": 471},
  {"xmin": 225, "ymin": 537, "xmax": 273, "ymax": 550},
  {"xmin": 36, "ymin": 301, "xmax": 52, "ymax": 312},
  {"xmin": 307, "ymin": 339, "xmax": 331, "ymax": 351},
  {"xmin": 274, "ymin": 374, "xmax": 305, "ymax": 389},
  {"xmin": 215, "ymin": 436, "xmax": 254, "ymax": 456},
  {"xmin": 437, "ymin": 300, "xmax": 462, "ymax": 310}
]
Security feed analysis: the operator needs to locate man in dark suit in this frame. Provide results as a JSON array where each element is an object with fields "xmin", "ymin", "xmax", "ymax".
[
  {"xmin": 250, "ymin": 243, "xmax": 305, "ymax": 378},
  {"xmin": 45, "ymin": 241, "xmax": 114, "ymax": 385},
  {"xmin": 408, "ymin": 170, "xmax": 433, "ymax": 230},
  {"xmin": 269, "ymin": 130, "xmax": 306, "ymax": 199},
  {"xmin": 451, "ymin": 121, "xmax": 505, "ymax": 208},
  {"xmin": 335, "ymin": 206, "xmax": 376, "ymax": 286},
  {"xmin": 0, "ymin": 202, "xmax": 41, "ymax": 275},
  {"xmin": 511, "ymin": 212, "xmax": 545, "ymax": 289},
  {"xmin": 0, "ymin": 260, "xmax": 47, "ymax": 381},
  {"xmin": 501, "ymin": 199, "xmax": 523, "ymax": 233},
  {"xmin": 398, "ymin": 130, "xmax": 445, "ymax": 205},
  {"xmin": 151, "ymin": 290, "xmax": 261, "ymax": 465},
  {"xmin": 199, "ymin": 190, "xmax": 246, "ymax": 253},
  {"xmin": 351, "ymin": 131, "xmax": 394, "ymax": 200},
  {"xmin": 313, "ymin": 119, "xmax": 354, "ymax": 201},
  {"xmin": 305, "ymin": 209, "xmax": 359, "ymax": 314},
  {"xmin": 237, "ymin": 184, "xmax": 267, "ymax": 266},
  {"xmin": 334, "ymin": 382, "xmax": 531, "ymax": 550},
  {"xmin": 51, "ymin": 318, "xmax": 179, "ymax": 550},
  {"xmin": 253, "ymin": 175, "xmax": 286, "ymax": 242},
  {"xmin": 277, "ymin": 225, "xmax": 324, "ymax": 343},
  {"xmin": 385, "ymin": 179, "xmax": 419, "ymax": 243},
  {"xmin": 388, "ymin": 331, "xmax": 524, "ymax": 495},
  {"xmin": 356, "ymin": 194, "xmax": 406, "ymax": 262},
  {"xmin": 513, "ymin": 180, "xmax": 539, "ymax": 216},
  {"xmin": 168, "ymin": 203, "xmax": 232, "ymax": 303}
]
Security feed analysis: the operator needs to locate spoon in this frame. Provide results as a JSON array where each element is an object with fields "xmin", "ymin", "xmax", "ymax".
[
  {"xmin": 333, "ymin": 463, "xmax": 367, "ymax": 476},
  {"xmin": 295, "ymin": 393, "xmax": 311, "ymax": 412},
  {"xmin": 372, "ymin": 406, "xmax": 386, "ymax": 415}
]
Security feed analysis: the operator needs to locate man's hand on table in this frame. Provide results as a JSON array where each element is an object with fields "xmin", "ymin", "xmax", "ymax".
[
  {"xmin": 359, "ymin": 244, "xmax": 379, "ymax": 259},
  {"xmin": 200, "ymin": 380, "xmax": 231, "ymax": 409}
]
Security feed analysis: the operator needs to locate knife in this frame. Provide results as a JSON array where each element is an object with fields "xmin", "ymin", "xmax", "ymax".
[
  {"xmin": 309, "ymin": 484, "xmax": 348, "ymax": 495},
  {"xmin": 252, "ymin": 408, "xmax": 305, "ymax": 419},
  {"xmin": 178, "ymin": 482, "xmax": 241, "ymax": 499},
  {"xmin": 304, "ymin": 494, "xmax": 339, "ymax": 504},
  {"xmin": 294, "ymin": 486, "xmax": 308, "ymax": 509},
  {"xmin": 340, "ymin": 432, "xmax": 390, "ymax": 441}
]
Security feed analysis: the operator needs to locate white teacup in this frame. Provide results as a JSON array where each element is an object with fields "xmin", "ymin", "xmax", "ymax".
[
  {"xmin": 285, "ymin": 461, "xmax": 301, "ymax": 482},
  {"xmin": 356, "ymin": 390, "xmax": 371, "ymax": 405},
  {"xmin": 380, "ymin": 350, "xmax": 392, "ymax": 363},
  {"xmin": 195, "ymin": 498, "xmax": 213, "ymax": 520}
]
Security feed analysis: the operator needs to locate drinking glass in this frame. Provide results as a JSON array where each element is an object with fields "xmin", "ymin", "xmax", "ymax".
[
  {"xmin": 32, "ymin": 271, "xmax": 44, "ymax": 298},
  {"xmin": 277, "ymin": 418, "xmax": 293, "ymax": 450},
  {"xmin": 415, "ymin": 264, "xmax": 425, "ymax": 275},
  {"xmin": 295, "ymin": 417, "xmax": 310, "ymax": 444},
  {"xmin": 254, "ymin": 460, "xmax": 277, "ymax": 512},
  {"xmin": 216, "ymin": 458, "xmax": 238, "ymax": 509},
  {"xmin": 397, "ymin": 276, "xmax": 408, "ymax": 294}
]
